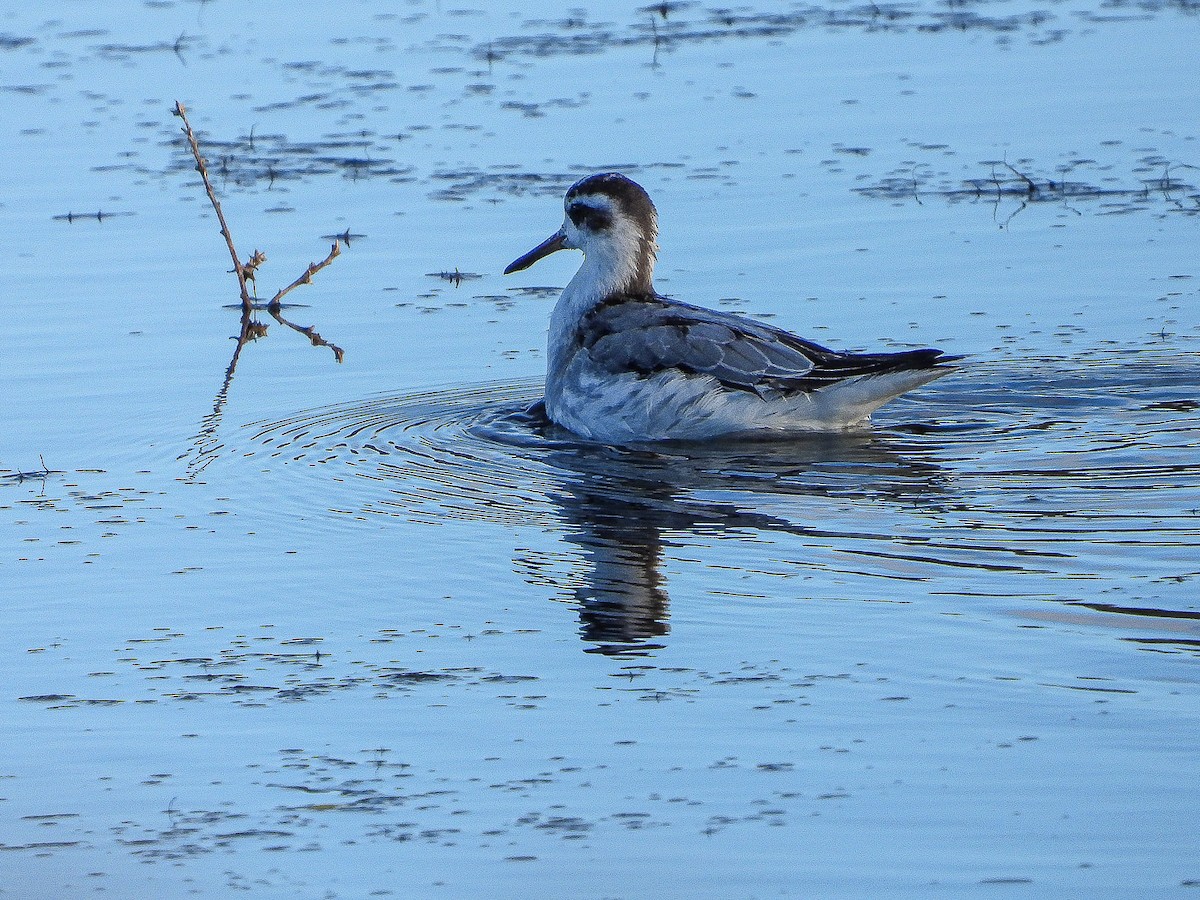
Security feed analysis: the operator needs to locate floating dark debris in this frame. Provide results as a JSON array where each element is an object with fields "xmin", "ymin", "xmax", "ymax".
[
  {"xmin": 639, "ymin": 1, "xmax": 696, "ymax": 20},
  {"xmin": 427, "ymin": 269, "xmax": 483, "ymax": 286},
  {"xmin": 854, "ymin": 155, "xmax": 1200, "ymax": 218},
  {"xmin": 0, "ymin": 83, "xmax": 49, "ymax": 95},
  {"xmin": 506, "ymin": 286, "xmax": 562, "ymax": 300},
  {"xmin": 18, "ymin": 694, "xmax": 76, "ymax": 703},
  {"xmin": 94, "ymin": 41, "xmax": 182, "ymax": 59},
  {"xmin": 322, "ymin": 229, "xmax": 366, "ymax": 246},
  {"xmin": 472, "ymin": 0, "xmax": 1111, "ymax": 63},
  {"xmin": 427, "ymin": 163, "xmax": 679, "ymax": 202},
  {"xmin": 52, "ymin": 209, "xmax": 135, "ymax": 223},
  {"xmin": 1, "ymin": 456, "xmax": 63, "ymax": 484},
  {"xmin": 164, "ymin": 130, "xmax": 415, "ymax": 188},
  {"xmin": 0, "ymin": 841, "xmax": 82, "ymax": 852},
  {"xmin": 0, "ymin": 33, "xmax": 35, "ymax": 49},
  {"xmin": 380, "ymin": 670, "xmax": 458, "ymax": 684}
]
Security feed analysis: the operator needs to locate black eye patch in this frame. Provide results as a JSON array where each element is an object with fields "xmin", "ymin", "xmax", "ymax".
[{"xmin": 567, "ymin": 202, "xmax": 613, "ymax": 231}]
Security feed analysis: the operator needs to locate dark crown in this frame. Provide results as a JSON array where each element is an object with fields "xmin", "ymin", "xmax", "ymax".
[{"xmin": 566, "ymin": 173, "xmax": 657, "ymax": 233}]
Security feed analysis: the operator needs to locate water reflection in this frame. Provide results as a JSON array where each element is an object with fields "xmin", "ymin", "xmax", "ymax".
[
  {"xmin": 238, "ymin": 350, "xmax": 1200, "ymax": 657},
  {"xmin": 183, "ymin": 305, "xmax": 344, "ymax": 479},
  {"xmin": 556, "ymin": 485, "xmax": 672, "ymax": 654},
  {"xmin": 506, "ymin": 412, "xmax": 952, "ymax": 655},
  {"xmin": 855, "ymin": 155, "xmax": 1200, "ymax": 223}
]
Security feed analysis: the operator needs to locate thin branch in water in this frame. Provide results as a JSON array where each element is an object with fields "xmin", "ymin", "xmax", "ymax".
[
  {"xmin": 1, "ymin": 455, "xmax": 63, "ymax": 484},
  {"xmin": 267, "ymin": 241, "xmax": 342, "ymax": 309},
  {"xmin": 1001, "ymin": 200, "xmax": 1028, "ymax": 230},
  {"xmin": 173, "ymin": 101, "xmax": 345, "ymax": 312},
  {"xmin": 1160, "ymin": 162, "xmax": 1199, "ymax": 211},
  {"xmin": 173, "ymin": 101, "xmax": 254, "ymax": 311},
  {"xmin": 172, "ymin": 100, "xmax": 349, "ymax": 476},
  {"xmin": 1003, "ymin": 159, "xmax": 1038, "ymax": 196},
  {"xmin": 990, "ymin": 163, "xmax": 1003, "ymax": 222}
]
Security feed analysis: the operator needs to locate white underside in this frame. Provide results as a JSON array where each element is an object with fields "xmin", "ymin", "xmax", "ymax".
[{"xmin": 545, "ymin": 360, "xmax": 950, "ymax": 444}]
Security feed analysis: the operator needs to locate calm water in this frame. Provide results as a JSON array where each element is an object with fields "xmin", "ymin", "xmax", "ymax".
[{"xmin": 2, "ymin": 1, "xmax": 1198, "ymax": 897}]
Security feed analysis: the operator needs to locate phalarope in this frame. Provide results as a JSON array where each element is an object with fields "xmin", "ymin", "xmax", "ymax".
[{"xmin": 504, "ymin": 172, "xmax": 960, "ymax": 443}]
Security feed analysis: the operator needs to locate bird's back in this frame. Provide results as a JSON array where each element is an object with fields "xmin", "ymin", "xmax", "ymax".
[{"xmin": 545, "ymin": 293, "xmax": 959, "ymax": 442}]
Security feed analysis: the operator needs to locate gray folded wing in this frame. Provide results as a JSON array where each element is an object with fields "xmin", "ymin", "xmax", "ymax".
[
  {"xmin": 578, "ymin": 296, "xmax": 951, "ymax": 398},
  {"xmin": 578, "ymin": 297, "xmax": 829, "ymax": 396}
]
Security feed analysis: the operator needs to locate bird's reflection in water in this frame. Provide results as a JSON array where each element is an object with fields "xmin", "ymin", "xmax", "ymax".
[
  {"xmin": 557, "ymin": 487, "xmax": 672, "ymax": 654},
  {"xmin": 511, "ymin": 406, "xmax": 951, "ymax": 657},
  {"xmin": 237, "ymin": 354, "xmax": 1200, "ymax": 657}
]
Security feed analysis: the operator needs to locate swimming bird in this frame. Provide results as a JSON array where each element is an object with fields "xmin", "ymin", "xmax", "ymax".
[{"xmin": 504, "ymin": 173, "xmax": 960, "ymax": 443}]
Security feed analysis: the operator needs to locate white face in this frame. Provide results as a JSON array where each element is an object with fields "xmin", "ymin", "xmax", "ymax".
[
  {"xmin": 561, "ymin": 193, "xmax": 620, "ymax": 252},
  {"xmin": 558, "ymin": 188, "xmax": 658, "ymax": 299},
  {"xmin": 504, "ymin": 179, "xmax": 657, "ymax": 295}
]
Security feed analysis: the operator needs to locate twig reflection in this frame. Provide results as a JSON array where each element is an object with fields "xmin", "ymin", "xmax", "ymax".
[
  {"xmin": 172, "ymin": 100, "xmax": 348, "ymax": 478},
  {"xmin": 268, "ymin": 303, "xmax": 345, "ymax": 363},
  {"xmin": 184, "ymin": 305, "xmax": 344, "ymax": 478}
]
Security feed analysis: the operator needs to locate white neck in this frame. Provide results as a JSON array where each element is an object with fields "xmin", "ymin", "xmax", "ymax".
[
  {"xmin": 546, "ymin": 255, "xmax": 606, "ymax": 384},
  {"xmin": 543, "ymin": 208, "xmax": 658, "ymax": 394}
]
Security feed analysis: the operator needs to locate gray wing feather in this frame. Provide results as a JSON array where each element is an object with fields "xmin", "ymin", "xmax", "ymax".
[
  {"xmin": 580, "ymin": 298, "xmax": 820, "ymax": 393},
  {"xmin": 578, "ymin": 295, "xmax": 955, "ymax": 397}
]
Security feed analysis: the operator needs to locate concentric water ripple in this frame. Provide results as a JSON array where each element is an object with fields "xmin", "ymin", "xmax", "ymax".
[
  {"xmin": 227, "ymin": 351, "xmax": 1200, "ymax": 650},
  {"xmin": 238, "ymin": 376, "xmax": 957, "ymax": 527}
]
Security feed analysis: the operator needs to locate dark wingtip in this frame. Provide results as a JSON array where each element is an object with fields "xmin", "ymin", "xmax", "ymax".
[
  {"xmin": 931, "ymin": 352, "xmax": 966, "ymax": 367},
  {"xmin": 901, "ymin": 348, "xmax": 964, "ymax": 369}
]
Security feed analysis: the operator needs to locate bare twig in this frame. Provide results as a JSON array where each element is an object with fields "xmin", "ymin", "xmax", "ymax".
[
  {"xmin": 267, "ymin": 241, "xmax": 342, "ymax": 309},
  {"xmin": 990, "ymin": 163, "xmax": 1002, "ymax": 221},
  {"xmin": 173, "ymin": 101, "xmax": 254, "ymax": 311},
  {"xmin": 1, "ymin": 455, "xmax": 63, "ymax": 484},
  {"xmin": 172, "ymin": 100, "xmax": 349, "ymax": 477},
  {"xmin": 173, "ymin": 100, "xmax": 345, "ymax": 315},
  {"xmin": 1160, "ymin": 162, "xmax": 1199, "ymax": 207},
  {"xmin": 1003, "ymin": 159, "xmax": 1038, "ymax": 196},
  {"xmin": 269, "ymin": 305, "xmax": 345, "ymax": 363},
  {"xmin": 1001, "ymin": 200, "xmax": 1028, "ymax": 230}
]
